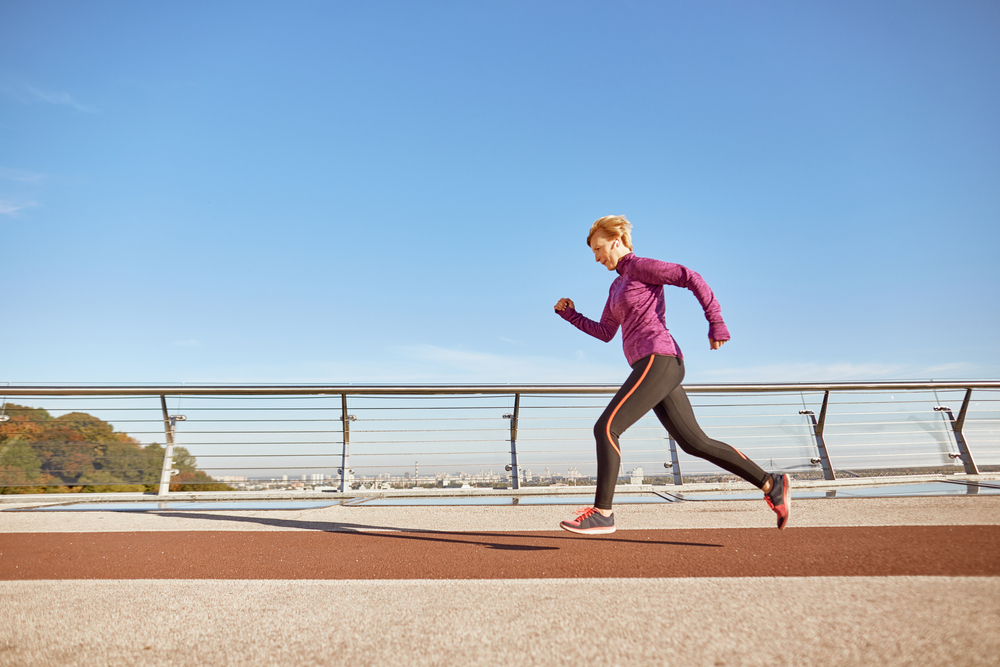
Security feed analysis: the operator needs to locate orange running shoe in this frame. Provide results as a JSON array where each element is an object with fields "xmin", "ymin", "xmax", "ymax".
[{"xmin": 765, "ymin": 473, "xmax": 791, "ymax": 529}]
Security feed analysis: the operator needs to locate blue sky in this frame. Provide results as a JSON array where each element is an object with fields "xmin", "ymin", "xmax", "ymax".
[{"xmin": 2, "ymin": 0, "xmax": 998, "ymax": 386}]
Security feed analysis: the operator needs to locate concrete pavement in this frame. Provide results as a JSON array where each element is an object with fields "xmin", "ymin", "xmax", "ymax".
[{"xmin": 2, "ymin": 488, "xmax": 999, "ymax": 666}]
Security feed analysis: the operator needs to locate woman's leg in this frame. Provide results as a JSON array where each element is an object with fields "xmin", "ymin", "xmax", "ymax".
[
  {"xmin": 560, "ymin": 355, "xmax": 679, "ymax": 535},
  {"xmin": 651, "ymin": 358, "xmax": 790, "ymax": 527},
  {"xmin": 591, "ymin": 355, "xmax": 681, "ymax": 510},
  {"xmin": 651, "ymin": 359, "xmax": 770, "ymax": 488}
]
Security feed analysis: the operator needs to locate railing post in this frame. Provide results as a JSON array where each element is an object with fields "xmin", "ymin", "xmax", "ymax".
[
  {"xmin": 666, "ymin": 435, "xmax": 682, "ymax": 485},
  {"xmin": 339, "ymin": 394, "xmax": 356, "ymax": 493},
  {"xmin": 801, "ymin": 390, "xmax": 836, "ymax": 481},
  {"xmin": 504, "ymin": 394, "xmax": 521, "ymax": 490},
  {"xmin": 157, "ymin": 395, "xmax": 179, "ymax": 496},
  {"xmin": 935, "ymin": 390, "xmax": 980, "ymax": 475}
]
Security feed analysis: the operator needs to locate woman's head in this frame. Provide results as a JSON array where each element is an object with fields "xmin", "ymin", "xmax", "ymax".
[
  {"xmin": 587, "ymin": 215, "xmax": 633, "ymax": 251},
  {"xmin": 587, "ymin": 215, "xmax": 634, "ymax": 271}
]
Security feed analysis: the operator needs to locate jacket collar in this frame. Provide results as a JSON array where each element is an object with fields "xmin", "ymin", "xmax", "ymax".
[{"xmin": 615, "ymin": 252, "xmax": 635, "ymax": 275}]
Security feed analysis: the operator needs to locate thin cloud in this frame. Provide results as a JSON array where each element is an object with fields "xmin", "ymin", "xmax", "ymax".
[
  {"xmin": 0, "ymin": 199, "xmax": 36, "ymax": 216},
  {"xmin": 1, "ymin": 82, "xmax": 97, "ymax": 113},
  {"xmin": 0, "ymin": 168, "xmax": 46, "ymax": 217},
  {"xmin": 25, "ymin": 86, "xmax": 97, "ymax": 113},
  {"xmin": 0, "ymin": 167, "xmax": 46, "ymax": 184},
  {"xmin": 498, "ymin": 336, "xmax": 527, "ymax": 347}
]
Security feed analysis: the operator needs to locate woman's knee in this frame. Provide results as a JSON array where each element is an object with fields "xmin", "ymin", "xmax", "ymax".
[
  {"xmin": 593, "ymin": 419, "xmax": 609, "ymax": 443},
  {"xmin": 673, "ymin": 435, "xmax": 701, "ymax": 457}
]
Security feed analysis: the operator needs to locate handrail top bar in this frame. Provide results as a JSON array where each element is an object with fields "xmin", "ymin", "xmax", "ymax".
[{"xmin": 2, "ymin": 380, "xmax": 999, "ymax": 396}]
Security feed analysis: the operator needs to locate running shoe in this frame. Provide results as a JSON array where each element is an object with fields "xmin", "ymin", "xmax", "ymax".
[
  {"xmin": 765, "ymin": 472, "xmax": 791, "ymax": 530},
  {"xmin": 559, "ymin": 506, "xmax": 616, "ymax": 535}
]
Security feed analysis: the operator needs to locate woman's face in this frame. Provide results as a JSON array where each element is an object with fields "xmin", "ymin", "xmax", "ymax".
[{"xmin": 590, "ymin": 231, "xmax": 626, "ymax": 271}]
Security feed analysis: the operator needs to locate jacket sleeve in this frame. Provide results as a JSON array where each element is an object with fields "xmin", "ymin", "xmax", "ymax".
[
  {"xmin": 628, "ymin": 256, "xmax": 731, "ymax": 341},
  {"xmin": 557, "ymin": 296, "xmax": 620, "ymax": 343}
]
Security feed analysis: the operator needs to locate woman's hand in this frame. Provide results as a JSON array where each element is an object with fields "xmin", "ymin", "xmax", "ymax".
[
  {"xmin": 710, "ymin": 338, "xmax": 727, "ymax": 350},
  {"xmin": 554, "ymin": 298, "xmax": 575, "ymax": 312}
]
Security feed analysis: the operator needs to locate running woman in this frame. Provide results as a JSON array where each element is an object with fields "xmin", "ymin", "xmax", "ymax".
[{"xmin": 554, "ymin": 215, "xmax": 790, "ymax": 535}]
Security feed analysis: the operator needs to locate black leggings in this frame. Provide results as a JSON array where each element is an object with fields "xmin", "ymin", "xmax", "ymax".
[{"xmin": 593, "ymin": 354, "xmax": 769, "ymax": 510}]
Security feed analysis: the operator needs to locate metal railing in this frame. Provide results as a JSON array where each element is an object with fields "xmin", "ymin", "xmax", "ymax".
[{"xmin": 2, "ymin": 381, "xmax": 998, "ymax": 496}]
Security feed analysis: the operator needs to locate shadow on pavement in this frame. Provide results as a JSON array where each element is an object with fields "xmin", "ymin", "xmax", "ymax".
[{"xmin": 146, "ymin": 511, "xmax": 725, "ymax": 550}]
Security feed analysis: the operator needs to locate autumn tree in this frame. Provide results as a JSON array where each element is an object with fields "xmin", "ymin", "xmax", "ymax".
[{"xmin": 0, "ymin": 403, "xmax": 232, "ymax": 494}]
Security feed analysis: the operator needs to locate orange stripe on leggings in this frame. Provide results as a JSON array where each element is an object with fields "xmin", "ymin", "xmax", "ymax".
[{"xmin": 606, "ymin": 355, "xmax": 656, "ymax": 456}]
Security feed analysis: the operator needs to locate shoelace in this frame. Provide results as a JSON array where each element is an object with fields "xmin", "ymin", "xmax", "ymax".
[{"xmin": 572, "ymin": 506, "xmax": 598, "ymax": 520}]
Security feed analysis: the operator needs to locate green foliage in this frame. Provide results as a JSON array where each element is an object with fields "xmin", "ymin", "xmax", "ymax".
[{"xmin": 0, "ymin": 402, "xmax": 233, "ymax": 494}]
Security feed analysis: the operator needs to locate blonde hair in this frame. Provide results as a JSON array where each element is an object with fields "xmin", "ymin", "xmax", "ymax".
[{"xmin": 587, "ymin": 215, "xmax": 633, "ymax": 251}]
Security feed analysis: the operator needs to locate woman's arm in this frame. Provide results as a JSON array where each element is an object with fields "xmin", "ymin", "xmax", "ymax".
[
  {"xmin": 554, "ymin": 294, "xmax": 620, "ymax": 342},
  {"xmin": 628, "ymin": 256, "xmax": 730, "ymax": 343}
]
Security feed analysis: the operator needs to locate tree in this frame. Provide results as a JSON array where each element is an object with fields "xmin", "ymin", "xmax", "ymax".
[{"xmin": 0, "ymin": 403, "xmax": 232, "ymax": 493}]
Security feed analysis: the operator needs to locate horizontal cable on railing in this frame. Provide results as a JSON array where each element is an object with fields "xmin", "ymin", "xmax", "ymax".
[
  {"xmin": 164, "ymin": 429, "xmax": 344, "ymax": 435},
  {"xmin": 818, "ymin": 420, "xmax": 954, "ymax": 427},
  {"xmin": 358, "ymin": 417, "xmax": 510, "ymax": 423},
  {"xmin": 166, "ymin": 407, "xmax": 344, "ymax": 411},
  {"xmin": 0, "ymin": 438, "xmax": 347, "ymax": 446},
  {"xmin": 349, "ymin": 405, "xmax": 513, "ymax": 411},
  {"xmin": 813, "ymin": 431, "xmax": 955, "ymax": 439},
  {"xmin": 191, "ymin": 465, "xmax": 510, "ymax": 471},
  {"xmin": 9, "ymin": 411, "xmax": 971, "ymax": 425},
  {"xmin": 192, "ymin": 454, "xmax": 350, "ymax": 458},
  {"xmin": 828, "ymin": 447, "xmax": 959, "ymax": 456},
  {"xmin": 517, "ymin": 448, "xmax": 756, "ymax": 455},
  {"xmin": 689, "ymin": 401, "xmax": 830, "ymax": 408},
  {"xmin": 340, "ymin": 450, "xmax": 512, "ymax": 457},
  {"xmin": 832, "ymin": 454, "xmax": 960, "ymax": 462},
  {"xmin": 346, "ymin": 428, "xmax": 508, "ymax": 434},
  {"xmin": 520, "ymin": 420, "xmax": 816, "ymax": 433},
  {"xmin": 1, "ymin": 428, "xmax": 345, "ymax": 436},
  {"xmin": 516, "ymin": 433, "xmax": 811, "ymax": 443},
  {"xmin": 100, "ymin": 441, "xmax": 346, "ymax": 447},
  {"xmin": 823, "ymin": 444, "xmax": 959, "ymax": 452},
  {"xmin": 80, "ymin": 418, "xmax": 349, "ymax": 424},
  {"xmin": 7, "ymin": 383, "xmax": 999, "ymax": 397},
  {"xmin": 631, "ymin": 425, "xmax": 815, "ymax": 434},
  {"xmin": 182, "ymin": 466, "xmax": 353, "ymax": 471},
  {"xmin": 10, "ymin": 402, "xmax": 993, "ymax": 417}
]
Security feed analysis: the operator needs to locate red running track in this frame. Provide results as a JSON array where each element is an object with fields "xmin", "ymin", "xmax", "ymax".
[{"xmin": 2, "ymin": 526, "xmax": 998, "ymax": 579}]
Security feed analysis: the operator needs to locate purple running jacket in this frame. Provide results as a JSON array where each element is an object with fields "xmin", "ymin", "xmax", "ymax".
[{"xmin": 557, "ymin": 253, "xmax": 731, "ymax": 365}]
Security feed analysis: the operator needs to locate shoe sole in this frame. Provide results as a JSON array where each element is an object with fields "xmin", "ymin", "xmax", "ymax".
[
  {"xmin": 559, "ymin": 522, "xmax": 616, "ymax": 536},
  {"xmin": 778, "ymin": 473, "xmax": 790, "ymax": 530}
]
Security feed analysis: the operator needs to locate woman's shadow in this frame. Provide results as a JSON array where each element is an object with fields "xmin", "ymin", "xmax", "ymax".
[{"xmin": 145, "ymin": 510, "xmax": 723, "ymax": 551}]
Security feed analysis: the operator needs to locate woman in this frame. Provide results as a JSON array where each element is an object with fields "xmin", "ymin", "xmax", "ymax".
[{"xmin": 554, "ymin": 215, "xmax": 789, "ymax": 535}]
